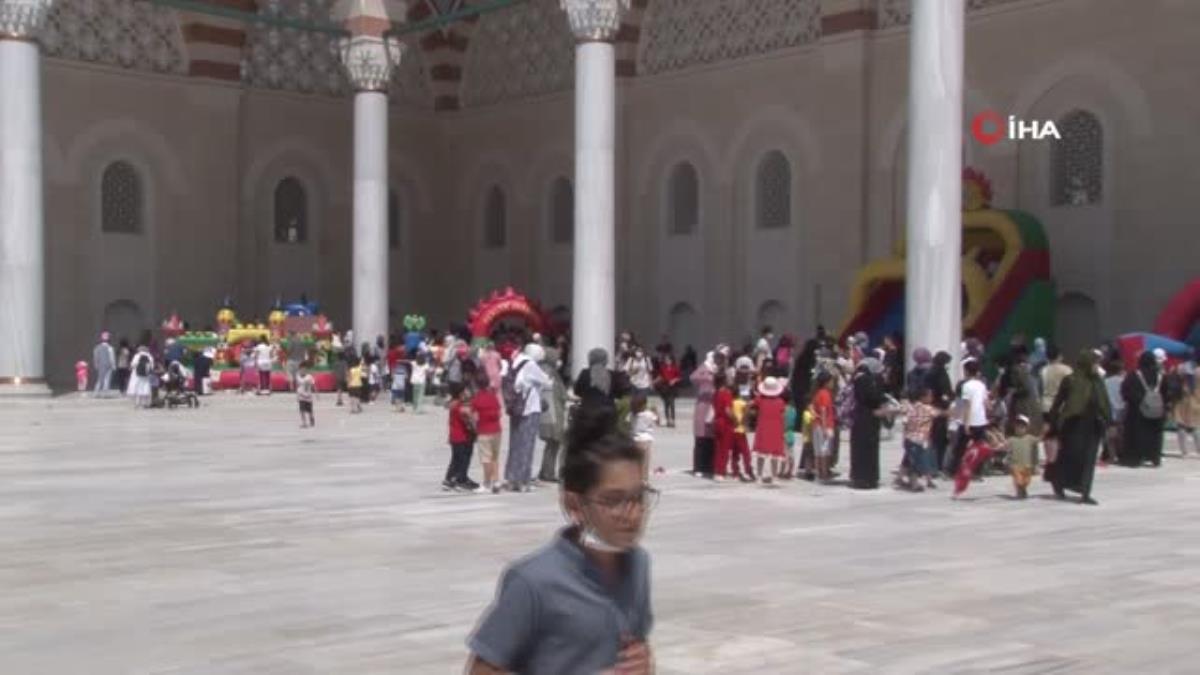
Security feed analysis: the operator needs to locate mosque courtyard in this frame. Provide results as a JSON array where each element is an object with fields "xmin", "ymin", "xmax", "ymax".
[{"xmin": 2, "ymin": 394, "xmax": 1198, "ymax": 674}]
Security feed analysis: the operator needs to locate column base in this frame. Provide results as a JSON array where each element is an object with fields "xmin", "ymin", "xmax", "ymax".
[{"xmin": 0, "ymin": 379, "xmax": 52, "ymax": 398}]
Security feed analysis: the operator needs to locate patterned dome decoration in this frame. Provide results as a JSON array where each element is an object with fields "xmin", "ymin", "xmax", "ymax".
[
  {"xmin": 241, "ymin": 0, "xmax": 432, "ymax": 108},
  {"xmin": 460, "ymin": 0, "xmax": 575, "ymax": 108},
  {"xmin": 638, "ymin": 0, "xmax": 821, "ymax": 76},
  {"xmin": 41, "ymin": 0, "xmax": 187, "ymax": 75}
]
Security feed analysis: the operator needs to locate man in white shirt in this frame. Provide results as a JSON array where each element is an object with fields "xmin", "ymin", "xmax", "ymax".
[{"xmin": 506, "ymin": 343, "xmax": 552, "ymax": 492}]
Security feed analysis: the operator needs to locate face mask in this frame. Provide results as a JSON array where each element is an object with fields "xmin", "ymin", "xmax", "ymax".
[
  {"xmin": 580, "ymin": 526, "xmax": 627, "ymax": 553},
  {"xmin": 572, "ymin": 507, "xmax": 631, "ymax": 553}
]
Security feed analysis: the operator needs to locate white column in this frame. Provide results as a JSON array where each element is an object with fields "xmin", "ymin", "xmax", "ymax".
[
  {"xmin": 0, "ymin": 0, "xmax": 54, "ymax": 396},
  {"xmin": 561, "ymin": 0, "xmax": 628, "ymax": 380},
  {"xmin": 339, "ymin": 30, "xmax": 403, "ymax": 350},
  {"xmin": 904, "ymin": 0, "xmax": 964, "ymax": 369},
  {"xmin": 352, "ymin": 90, "xmax": 389, "ymax": 348}
]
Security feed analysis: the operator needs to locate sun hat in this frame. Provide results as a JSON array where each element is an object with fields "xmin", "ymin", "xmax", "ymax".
[{"xmin": 757, "ymin": 377, "xmax": 785, "ymax": 397}]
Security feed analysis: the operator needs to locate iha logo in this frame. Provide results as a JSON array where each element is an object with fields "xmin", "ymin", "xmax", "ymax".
[{"xmin": 971, "ymin": 110, "xmax": 1061, "ymax": 146}]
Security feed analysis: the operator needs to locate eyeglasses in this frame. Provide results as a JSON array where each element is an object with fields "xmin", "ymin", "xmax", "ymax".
[{"xmin": 586, "ymin": 486, "xmax": 661, "ymax": 515}]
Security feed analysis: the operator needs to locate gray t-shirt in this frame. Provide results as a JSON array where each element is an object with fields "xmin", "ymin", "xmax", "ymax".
[{"xmin": 469, "ymin": 527, "xmax": 653, "ymax": 674}]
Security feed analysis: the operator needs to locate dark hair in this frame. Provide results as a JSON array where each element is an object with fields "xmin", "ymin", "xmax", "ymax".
[
  {"xmin": 713, "ymin": 372, "xmax": 729, "ymax": 389},
  {"xmin": 964, "ymin": 360, "xmax": 981, "ymax": 377},
  {"xmin": 815, "ymin": 371, "xmax": 833, "ymax": 388},
  {"xmin": 562, "ymin": 406, "xmax": 643, "ymax": 495},
  {"xmin": 1047, "ymin": 344, "xmax": 1061, "ymax": 361},
  {"xmin": 448, "ymin": 382, "xmax": 466, "ymax": 400}
]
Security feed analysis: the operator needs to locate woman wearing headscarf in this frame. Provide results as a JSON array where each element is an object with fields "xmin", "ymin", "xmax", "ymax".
[
  {"xmin": 573, "ymin": 348, "xmax": 628, "ymax": 424},
  {"xmin": 924, "ymin": 351, "xmax": 955, "ymax": 472},
  {"xmin": 688, "ymin": 351, "xmax": 722, "ymax": 478},
  {"xmin": 1046, "ymin": 350, "xmax": 1111, "ymax": 504},
  {"xmin": 849, "ymin": 357, "xmax": 888, "ymax": 489},
  {"xmin": 1119, "ymin": 351, "xmax": 1166, "ymax": 467},
  {"xmin": 1003, "ymin": 345, "xmax": 1044, "ymax": 437},
  {"xmin": 790, "ymin": 338, "xmax": 818, "ymax": 410},
  {"xmin": 537, "ymin": 345, "xmax": 569, "ymax": 483}
]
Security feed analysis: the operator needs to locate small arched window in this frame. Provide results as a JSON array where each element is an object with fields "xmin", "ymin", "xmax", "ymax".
[
  {"xmin": 549, "ymin": 176, "xmax": 574, "ymax": 245},
  {"xmin": 1051, "ymin": 110, "xmax": 1102, "ymax": 207},
  {"xmin": 668, "ymin": 161, "xmax": 699, "ymax": 235},
  {"xmin": 755, "ymin": 150, "xmax": 792, "ymax": 230},
  {"xmin": 273, "ymin": 177, "xmax": 308, "ymax": 244},
  {"xmin": 388, "ymin": 187, "xmax": 401, "ymax": 250},
  {"xmin": 101, "ymin": 160, "xmax": 143, "ymax": 234},
  {"xmin": 483, "ymin": 185, "xmax": 507, "ymax": 249}
]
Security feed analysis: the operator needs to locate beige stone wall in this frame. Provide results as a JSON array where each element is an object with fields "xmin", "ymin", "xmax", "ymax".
[{"xmin": 39, "ymin": 0, "xmax": 1199, "ymax": 386}]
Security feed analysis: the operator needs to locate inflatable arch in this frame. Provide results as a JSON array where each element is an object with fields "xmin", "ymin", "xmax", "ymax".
[{"xmin": 468, "ymin": 288, "xmax": 554, "ymax": 341}]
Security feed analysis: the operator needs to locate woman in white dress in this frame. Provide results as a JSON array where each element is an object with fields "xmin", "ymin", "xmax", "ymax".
[{"xmin": 126, "ymin": 346, "xmax": 155, "ymax": 408}]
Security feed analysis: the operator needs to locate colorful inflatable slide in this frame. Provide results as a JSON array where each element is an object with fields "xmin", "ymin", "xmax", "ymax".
[
  {"xmin": 841, "ymin": 169, "xmax": 1055, "ymax": 364},
  {"xmin": 1153, "ymin": 278, "xmax": 1200, "ymax": 349}
]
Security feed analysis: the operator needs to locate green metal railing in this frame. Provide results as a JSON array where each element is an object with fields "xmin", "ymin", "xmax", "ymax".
[{"xmin": 145, "ymin": 0, "xmax": 529, "ymax": 37}]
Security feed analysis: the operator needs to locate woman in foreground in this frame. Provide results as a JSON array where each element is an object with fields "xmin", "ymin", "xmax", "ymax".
[{"xmin": 466, "ymin": 408, "xmax": 657, "ymax": 674}]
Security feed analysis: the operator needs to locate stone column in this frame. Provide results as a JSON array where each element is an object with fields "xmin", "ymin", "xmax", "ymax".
[
  {"xmin": 0, "ymin": 0, "xmax": 53, "ymax": 396},
  {"xmin": 339, "ymin": 2, "xmax": 403, "ymax": 351},
  {"xmin": 904, "ymin": 0, "xmax": 964, "ymax": 369},
  {"xmin": 561, "ymin": 0, "xmax": 628, "ymax": 380}
]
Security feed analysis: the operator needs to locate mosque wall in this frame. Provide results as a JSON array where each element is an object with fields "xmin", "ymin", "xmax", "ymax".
[{"xmin": 35, "ymin": 0, "xmax": 1199, "ymax": 388}]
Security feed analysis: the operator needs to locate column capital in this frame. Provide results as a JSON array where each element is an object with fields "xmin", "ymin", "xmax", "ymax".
[
  {"xmin": 560, "ymin": 0, "xmax": 630, "ymax": 43},
  {"xmin": 0, "ymin": 0, "xmax": 54, "ymax": 41},
  {"xmin": 337, "ymin": 0, "xmax": 405, "ymax": 93},
  {"xmin": 338, "ymin": 34, "xmax": 404, "ymax": 92}
]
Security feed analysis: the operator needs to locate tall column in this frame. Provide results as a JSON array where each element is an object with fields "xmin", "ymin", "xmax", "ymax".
[
  {"xmin": 904, "ymin": 0, "xmax": 964, "ymax": 369},
  {"xmin": 0, "ymin": 0, "xmax": 53, "ymax": 396},
  {"xmin": 339, "ymin": 2, "xmax": 403, "ymax": 350},
  {"xmin": 561, "ymin": 0, "xmax": 628, "ymax": 380}
]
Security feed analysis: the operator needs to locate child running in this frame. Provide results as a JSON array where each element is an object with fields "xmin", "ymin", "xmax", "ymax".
[
  {"xmin": 296, "ymin": 363, "xmax": 316, "ymax": 428},
  {"xmin": 1007, "ymin": 414, "xmax": 1040, "ymax": 499},
  {"xmin": 445, "ymin": 383, "xmax": 480, "ymax": 492},
  {"xmin": 752, "ymin": 377, "xmax": 788, "ymax": 485}
]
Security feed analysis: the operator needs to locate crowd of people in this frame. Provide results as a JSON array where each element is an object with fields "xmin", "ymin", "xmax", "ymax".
[
  {"xmin": 84, "ymin": 315, "xmax": 1199, "ymax": 506},
  {"xmin": 681, "ymin": 327, "xmax": 1198, "ymax": 505}
]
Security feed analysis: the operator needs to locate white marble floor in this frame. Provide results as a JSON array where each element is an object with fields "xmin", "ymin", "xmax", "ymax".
[{"xmin": 2, "ymin": 393, "xmax": 1198, "ymax": 674}]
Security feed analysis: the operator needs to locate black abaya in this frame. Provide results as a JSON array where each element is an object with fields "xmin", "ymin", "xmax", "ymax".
[
  {"xmin": 849, "ymin": 373, "xmax": 885, "ymax": 489},
  {"xmin": 1046, "ymin": 416, "xmax": 1102, "ymax": 496},
  {"xmin": 1120, "ymin": 369, "xmax": 1165, "ymax": 467}
]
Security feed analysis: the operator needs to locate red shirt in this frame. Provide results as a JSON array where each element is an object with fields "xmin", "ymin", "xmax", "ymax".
[
  {"xmin": 471, "ymin": 390, "xmax": 502, "ymax": 435},
  {"xmin": 713, "ymin": 388, "xmax": 734, "ymax": 432},
  {"xmin": 812, "ymin": 388, "xmax": 836, "ymax": 430},
  {"xmin": 658, "ymin": 363, "xmax": 682, "ymax": 386},
  {"xmin": 387, "ymin": 346, "xmax": 404, "ymax": 371},
  {"xmin": 448, "ymin": 400, "xmax": 473, "ymax": 444}
]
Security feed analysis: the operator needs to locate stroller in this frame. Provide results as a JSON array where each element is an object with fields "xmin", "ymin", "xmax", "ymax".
[{"xmin": 163, "ymin": 361, "xmax": 200, "ymax": 409}]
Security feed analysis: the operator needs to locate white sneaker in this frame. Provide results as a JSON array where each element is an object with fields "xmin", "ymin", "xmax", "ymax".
[
  {"xmin": 714, "ymin": 475, "xmax": 726, "ymax": 482},
  {"xmin": 474, "ymin": 486, "xmax": 489, "ymax": 494}
]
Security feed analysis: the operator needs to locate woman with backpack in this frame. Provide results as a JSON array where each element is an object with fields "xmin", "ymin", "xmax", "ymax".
[
  {"xmin": 1119, "ymin": 350, "xmax": 1166, "ymax": 467},
  {"xmin": 1046, "ymin": 350, "xmax": 1111, "ymax": 504}
]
